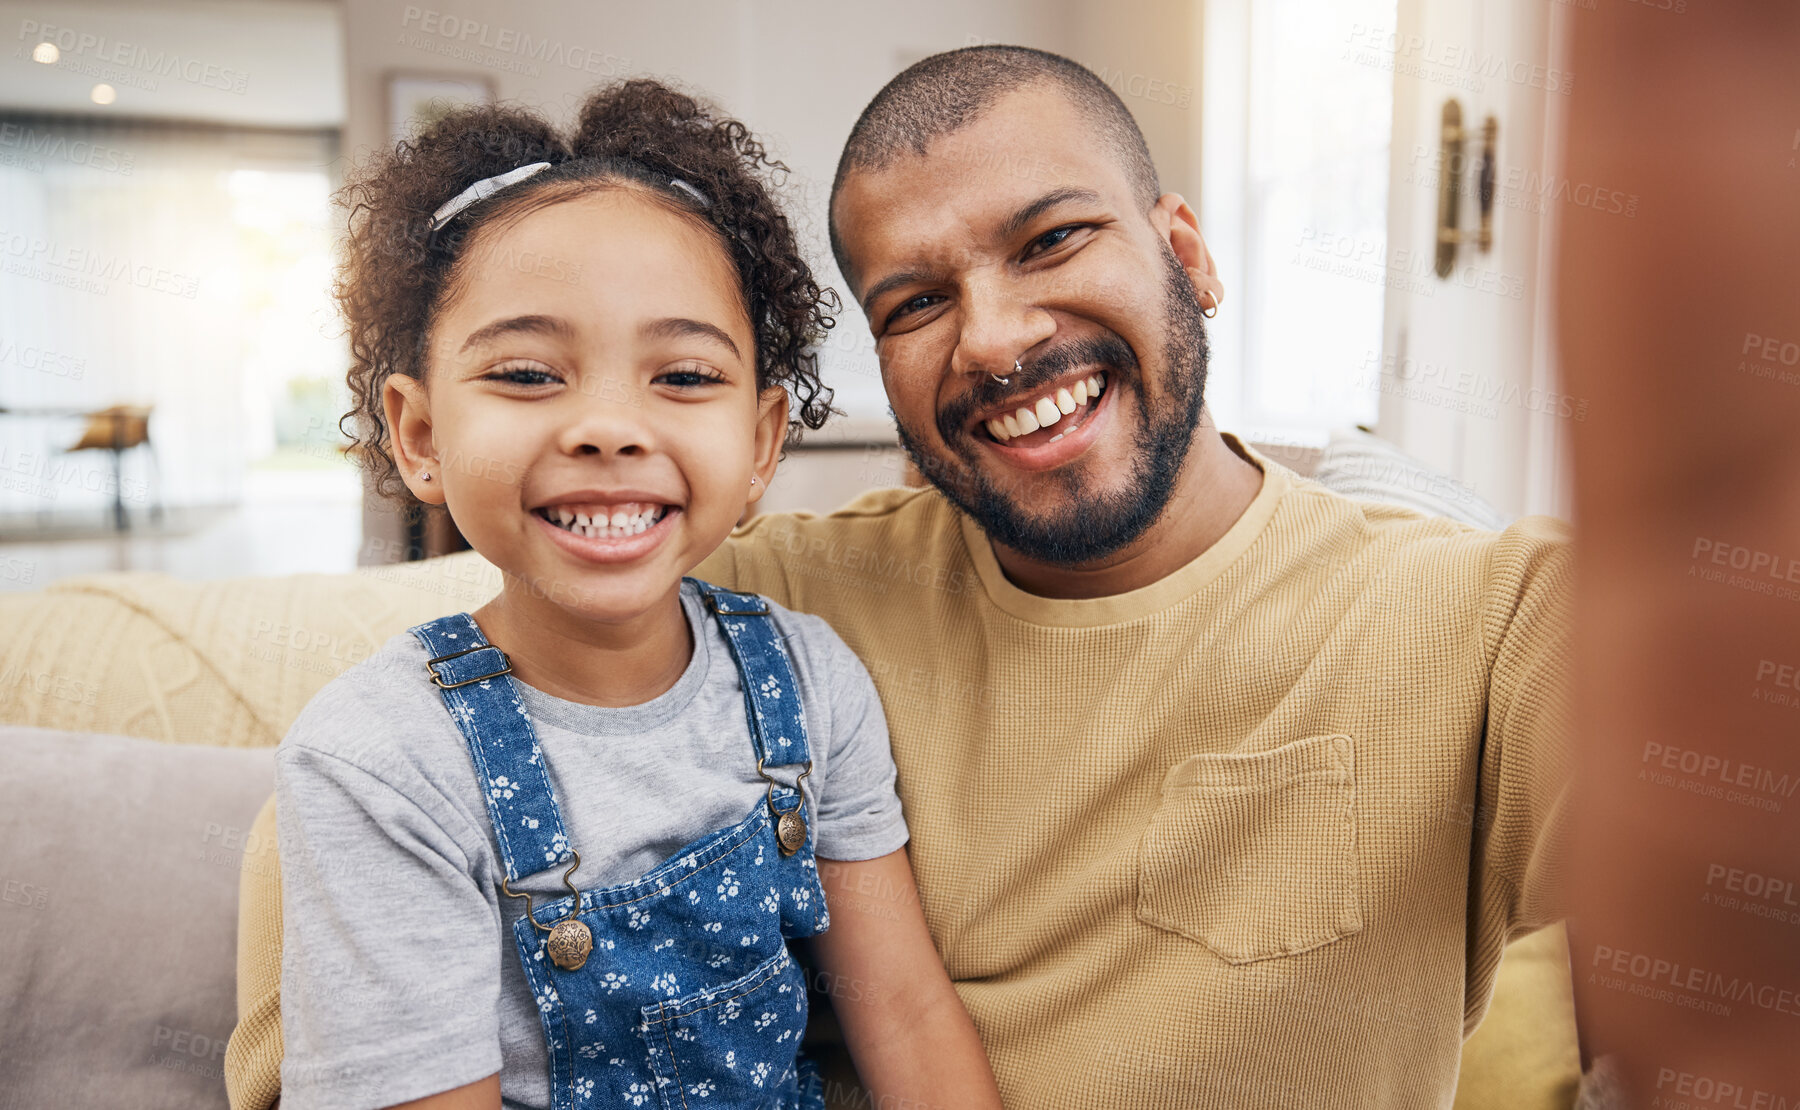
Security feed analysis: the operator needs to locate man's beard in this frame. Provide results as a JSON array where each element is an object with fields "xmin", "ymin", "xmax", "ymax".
[{"xmin": 894, "ymin": 247, "xmax": 1210, "ymax": 566}]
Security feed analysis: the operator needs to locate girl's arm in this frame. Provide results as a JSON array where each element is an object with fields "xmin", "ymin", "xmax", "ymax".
[
  {"xmin": 810, "ymin": 849, "xmax": 1005, "ymax": 1109},
  {"xmin": 387, "ymin": 1074, "xmax": 500, "ymax": 1110}
]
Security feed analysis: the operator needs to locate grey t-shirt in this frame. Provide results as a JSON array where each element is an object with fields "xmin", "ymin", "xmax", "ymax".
[{"xmin": 276, "ymin": 580, "xmax": 910, "ymax": 1110}]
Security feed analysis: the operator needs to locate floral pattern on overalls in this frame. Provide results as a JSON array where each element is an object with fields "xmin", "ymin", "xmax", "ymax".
[{"xmin": 412, "ymin": 579, "xmax": 830, "ymax": 1110}]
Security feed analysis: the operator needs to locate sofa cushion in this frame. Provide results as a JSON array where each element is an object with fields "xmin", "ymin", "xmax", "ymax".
[
  {"xmin": 0, "ymin": 553, "xmax": 501, "ymax": 747},
  {"xmin": 0, "ymin": 726, "xmax": 275, "ymax": 1110}
]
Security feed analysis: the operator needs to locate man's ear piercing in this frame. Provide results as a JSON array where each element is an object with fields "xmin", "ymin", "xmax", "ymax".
[
  {"xmin": 420, "ymin": 471, "xmax": 431, "ymax": 481},
  {"xmin": 991, "ymin": 358, "xmax": 1022, "ymax": 385},
  {"xmin": 1201, "ymin": 291, "xmax": 1220, "ymax": 319}
]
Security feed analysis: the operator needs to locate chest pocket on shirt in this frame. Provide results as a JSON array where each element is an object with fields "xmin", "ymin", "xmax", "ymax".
[{"xmin": 1136, "ymin": 732, "xmax": 1362, "ymax": 964}]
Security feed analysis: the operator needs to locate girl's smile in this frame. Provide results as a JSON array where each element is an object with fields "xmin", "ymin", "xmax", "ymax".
[{"xmin": 530, "ymin": 494, "xmax": 681, "ymax": 565}]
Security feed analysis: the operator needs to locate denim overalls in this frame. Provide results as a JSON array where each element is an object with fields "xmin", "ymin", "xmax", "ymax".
[{"xmin": 411, "ymin": 579, "xmax": 830, "ymax": 1110}]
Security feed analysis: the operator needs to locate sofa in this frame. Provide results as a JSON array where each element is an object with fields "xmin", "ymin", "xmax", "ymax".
[{"xmin": 0, "ymin": 435, "xmax": 1583, "ymax": 1109}]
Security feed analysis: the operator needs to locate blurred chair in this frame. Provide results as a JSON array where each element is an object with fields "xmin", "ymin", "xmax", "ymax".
[{"xmin": 64, "ymin": 404, "xmax": 162, "ymax": 531}]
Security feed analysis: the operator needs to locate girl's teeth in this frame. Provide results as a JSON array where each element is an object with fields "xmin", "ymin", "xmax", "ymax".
[{"xmin": 542, "ymin": 504, "xmax": 666, "ymax": 538}]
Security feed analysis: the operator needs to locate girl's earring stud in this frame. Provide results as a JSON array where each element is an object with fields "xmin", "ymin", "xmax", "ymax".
[
  {"xmin": 750, "ymin": 476, "xmax": 759, "ymax": 486},
  {"xmin": 420, "ymin": 471, "xmax": 431, "ymax": 481}
]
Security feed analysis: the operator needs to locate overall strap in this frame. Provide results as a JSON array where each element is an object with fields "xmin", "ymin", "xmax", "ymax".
[
  {"xmin": 411, "ymin": 613, "xmax": 573, "ymax": 883},
  {"xmin": 686, "ymin": 578, "xmax": 812, "ymax": 769}
]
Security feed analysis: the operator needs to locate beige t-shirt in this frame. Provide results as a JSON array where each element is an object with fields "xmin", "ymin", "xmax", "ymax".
[{"xmin": 691, "ymin": 434, "xmax": 1573, "ymax": 1108}]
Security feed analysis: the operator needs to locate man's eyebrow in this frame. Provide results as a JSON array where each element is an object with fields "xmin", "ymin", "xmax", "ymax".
[
  {"xmin": 459, "ymin": 314, "xmax": 573, "ymax": 353},
  {"xmin": 998, "ymin": 186, "xmax": 1105, "ymax": 241},
  {"xmin": 642, "ymin": 316, "xmax": 741, "ymax": 360},
  {"xmin": 859, "ymin": 268, "xmax": 936, "ymax": 314},
  {"xmin": 858, "ymin": 187, "xmax": 1109, "ymax": 313}
]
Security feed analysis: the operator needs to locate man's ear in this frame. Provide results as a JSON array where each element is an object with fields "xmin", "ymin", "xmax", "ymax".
[
  {"xmin": 382, "ymin": 373, "xmax": 445, "ymax": 505},
  {"xmin": 748, "ymin": 386, "xmax": 790, "ymax": 506},
  {"xmin": 1153, "ymin": 192, "xmax": 1224, "ymax": 314}
]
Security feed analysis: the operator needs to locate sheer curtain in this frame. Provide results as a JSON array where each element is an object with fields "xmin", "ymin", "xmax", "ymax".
[{"xmin": 0, "ymin": 114, "xmax": 338, "ymax": 518}]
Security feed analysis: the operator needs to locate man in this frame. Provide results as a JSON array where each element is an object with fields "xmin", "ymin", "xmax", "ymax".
[
  {"xmin": 231, "ymin": 46, "xmax": 1573, "ymax": 1109},
  {"xmin": 694, "ymin": 46, "xmax": 1570, "ymax": 1107}
]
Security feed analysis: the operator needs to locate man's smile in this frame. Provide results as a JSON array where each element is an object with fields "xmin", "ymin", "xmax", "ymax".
[
  {"xmin": 966, "ymin": 368, "xmax": 1117, "ymax": 473},
  {"xmin": 978, "ymin": 370, "xmax": 1107, "ymax": 444}
]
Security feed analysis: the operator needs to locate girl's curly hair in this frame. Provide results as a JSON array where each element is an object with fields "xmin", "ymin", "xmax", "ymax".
[{"xmin": 336, "ymin": 78, "xmax": 839, "ymax": 503}]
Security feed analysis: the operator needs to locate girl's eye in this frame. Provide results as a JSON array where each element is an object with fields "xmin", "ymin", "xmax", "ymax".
[
  {"xmin": 656, "ymin": 362, "xmax": 728, "ymax": 388},
  {"xmin": 483, "ymin": 363, "xmax": 559, "ymax": 386},
  {"xmin": 1025, "ymin": 225, "xmax": 1083, "ymax": 258}
]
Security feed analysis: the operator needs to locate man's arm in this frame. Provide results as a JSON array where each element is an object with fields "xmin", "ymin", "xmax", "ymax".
[
  {"xmin": 226, "ymin": 793, "xmax": 286, "ymax": 1110},
  {"xmin": 809, "ymin": 850, "xmax": 1004, "ymax": 1109},
  {"xmin": 1559, "ymin": 2, "xmax": 1800, "ymax": 1098}
]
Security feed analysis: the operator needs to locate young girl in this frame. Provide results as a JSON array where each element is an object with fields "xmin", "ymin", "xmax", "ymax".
[{"xmin": 275, "ymin": 80, "xmax": 1003, "ymax": 1110}]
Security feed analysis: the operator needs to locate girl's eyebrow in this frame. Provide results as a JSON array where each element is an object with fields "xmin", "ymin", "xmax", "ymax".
[
  {"xmin": 459, "ymin": 314, "xmax": 573, "ymax": 353},
  {"xmin": 456, "ymin": 314, "xmax": 740, "ymax": 360},
  {"xmin": 641, "ymin": 316, "xmax": 740, "ymax": 360}
]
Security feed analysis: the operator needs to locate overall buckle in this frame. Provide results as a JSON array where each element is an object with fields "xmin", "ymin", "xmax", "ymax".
[
  {"xmin": 425, "ymin": 643, "xmax": 513, "ymax": 689},
  {"xmin": 702, "ymin": 591, "xmax": 770, "ymax": 617}
]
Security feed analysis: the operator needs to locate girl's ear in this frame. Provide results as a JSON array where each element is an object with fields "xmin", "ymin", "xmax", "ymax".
[
  {"xmin": 748, "ymin": 385, "xmax": 789, "ymax": 506},
  {"xmin": 382, "ymin": 373, "xmax": 445, "ymax": 505},
  {"xmin": 1152, "ymin": 192, "xmax": 1224, "ymax": 316}
]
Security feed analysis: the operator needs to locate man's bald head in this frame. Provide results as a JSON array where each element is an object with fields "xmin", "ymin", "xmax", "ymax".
[{"xmin": 828, "ymin": 45, "xmax": 1161, "ymax": 286}]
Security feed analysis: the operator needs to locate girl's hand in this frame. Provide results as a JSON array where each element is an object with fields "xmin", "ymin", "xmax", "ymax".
[{"xmin": 809, "ymin": 849, "xmax": 1005, "ymax": 1109}]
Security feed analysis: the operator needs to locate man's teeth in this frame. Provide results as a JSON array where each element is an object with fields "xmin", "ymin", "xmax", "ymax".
[
  {"xmin": 539, "ymin": 502, "xmax": 667, "ymax": 538},
  {"xmin": 985, "ymin": 373, "xmax": 1106, "ymax": 443}
]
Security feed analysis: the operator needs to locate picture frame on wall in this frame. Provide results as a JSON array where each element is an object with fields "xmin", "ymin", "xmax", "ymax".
[{"xmin": 385, "ymin": 72, "xmax": 495, "ymax": 145}]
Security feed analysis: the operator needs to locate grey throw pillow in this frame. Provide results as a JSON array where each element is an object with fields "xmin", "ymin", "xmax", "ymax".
[
  {"xmin": 1309, "ymin": 426, "xmax": 1510, "ymax": 530},
  {"xmin": 0, "ymin": 727, "xmax": 274, "ymax": 1110}
]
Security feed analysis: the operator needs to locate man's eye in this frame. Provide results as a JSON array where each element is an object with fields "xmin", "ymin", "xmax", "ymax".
[
  {"xmin": 1026, "ymin": 225, "xmax": 1082, "ymax": 257},
  {"xmin": 484, "ymin": 364, "xmax": 558, "ymax": 386},
  {"xmin": 888, "ymin": 293, "xmax": 941, "ymax": 324}
]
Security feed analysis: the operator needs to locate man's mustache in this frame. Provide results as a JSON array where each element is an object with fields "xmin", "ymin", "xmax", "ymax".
[{"xmin": 937, "ymin": 334, "xmax": 1140, "ymax": 442}]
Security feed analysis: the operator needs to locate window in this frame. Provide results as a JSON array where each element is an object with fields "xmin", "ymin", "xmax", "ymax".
[
  {"xmin": 1201, "ymin": 0, "xmax": 1397, "ymax": 446},
  {"xmin": 0, "ymin": 117, "xmax": 343, "ymax": 519}
]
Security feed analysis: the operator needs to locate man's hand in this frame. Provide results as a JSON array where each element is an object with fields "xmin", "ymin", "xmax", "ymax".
[{"xmin": 1560, "ymin": 3, "xmax": 1800, "ymax": 1099}]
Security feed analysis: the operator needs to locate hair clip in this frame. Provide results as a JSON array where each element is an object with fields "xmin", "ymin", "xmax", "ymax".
[
  {"xmin": 668, "ymin": 177, "xmax": 711, "ymax": 207},
  {"xmin": 428, "ymin": 162, "xmax": 553, "ymax": 232}
]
